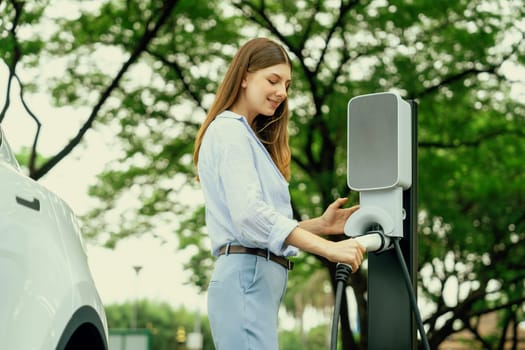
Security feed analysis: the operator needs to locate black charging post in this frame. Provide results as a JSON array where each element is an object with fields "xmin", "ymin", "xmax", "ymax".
[
  {"xmin": 335, "ymin": 94, "xmax": 424, "ymax": 350},
  {"xmin": 367, "ymin": 100, "xmax": 418, "ymax": 349}
]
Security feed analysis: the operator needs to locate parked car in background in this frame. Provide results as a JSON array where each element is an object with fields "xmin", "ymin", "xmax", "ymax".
[{"xmin": 0, "ymin": 124, "xmax": 108, "ymax": 349}]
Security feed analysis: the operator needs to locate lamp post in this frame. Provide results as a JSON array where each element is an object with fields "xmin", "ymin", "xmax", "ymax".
[
  {"xmin": 187, "ymin": 310, "xmax": 203, "ymax": 350},
  {"xmin": 131, "ymin": 265, "xmax": 143, "ymax": 329}
]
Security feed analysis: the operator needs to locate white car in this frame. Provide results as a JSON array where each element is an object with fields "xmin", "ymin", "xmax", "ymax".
[{"xmin": 0, "ymin": 125, "xmax": 108, "ymax": 349}]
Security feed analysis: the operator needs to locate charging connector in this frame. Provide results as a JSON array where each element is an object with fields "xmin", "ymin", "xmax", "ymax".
[
  {"xmin": 330, "ymin": 230, "xmax": 430, "ymax": 350},
  {"xmin": 330, "ymin": 229, "xmax": 391, "ymax": 350}
]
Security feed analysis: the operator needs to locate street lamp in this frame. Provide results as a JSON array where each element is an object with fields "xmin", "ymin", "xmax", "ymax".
[
  {"xmin": 187, "ymin": 310, "xmax": 203, "ymax": 350},
  {"xmin": 131, "ymin": 265, "xmax": 143, "ymax": 329}
]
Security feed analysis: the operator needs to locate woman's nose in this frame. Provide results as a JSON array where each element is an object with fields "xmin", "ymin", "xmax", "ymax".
[{"xmin": 276, "ymin": 83, "xmax": 287, "ymax": 98}]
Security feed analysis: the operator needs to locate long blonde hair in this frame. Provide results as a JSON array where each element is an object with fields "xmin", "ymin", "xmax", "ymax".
[{"xmin": 193, "ymin": 38, "xmax": 292, "ymax": 180}]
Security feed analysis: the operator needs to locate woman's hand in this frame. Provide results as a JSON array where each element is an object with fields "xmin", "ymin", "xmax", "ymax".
[
  {"xmin": 285, "ymin": 227, "xmax": 366, "ymax": 273},
  {"xmin": 320, "ymin": 197, "xmax": 359, "ymax": 235},
  {"xmin": 325, "ymin": 238, "xmax": 366, "ymax": 272}
]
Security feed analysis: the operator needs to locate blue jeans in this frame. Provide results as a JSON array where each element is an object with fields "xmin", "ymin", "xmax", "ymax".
[{"xmin": 207, "ymin": 252, "xmax": 288, "ymax": 350}]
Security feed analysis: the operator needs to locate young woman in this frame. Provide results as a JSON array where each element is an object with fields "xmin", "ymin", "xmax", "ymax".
[{"xmin": 193, "ymin": 37, "xmax": 365, "ymax": 350}]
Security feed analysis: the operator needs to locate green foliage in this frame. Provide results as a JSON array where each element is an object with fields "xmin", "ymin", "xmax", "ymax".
[
  {"xmin": 0, "ymin": 1, "xmax": 47, "ymax": 66},
  {"xmin": 3, "ymin": 0, "xmax": 525, "ymax": 348},
  {"xmin": 12, "ymin": 146, "xmax": 50, "ymax": 171},
  {"xmin": 280, "ymin": 324, "xmax": 332, "ymax": 350},
  {"xmin": 104, "ymin": 300, "xmax": 214, "ymax": 350}
]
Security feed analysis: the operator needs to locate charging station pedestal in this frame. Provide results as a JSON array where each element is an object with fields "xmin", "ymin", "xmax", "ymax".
[
  {"xmin": 367, "ymin": 98, "xmax": 417, "ymax": 350},
  {"xmin": 345, "ymin": 93, "xmax": 418, "ymax": 349}
]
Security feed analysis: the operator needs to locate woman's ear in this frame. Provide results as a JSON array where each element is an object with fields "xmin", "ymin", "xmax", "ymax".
[{"xmin": 241, "ymin": 72, "xmax": 249, "ymax": 88}]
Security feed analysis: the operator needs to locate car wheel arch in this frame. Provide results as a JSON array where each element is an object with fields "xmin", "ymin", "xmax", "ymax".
[{"xmin": 55, "ymin": 305, "xmax": 108, "ymax": 350}]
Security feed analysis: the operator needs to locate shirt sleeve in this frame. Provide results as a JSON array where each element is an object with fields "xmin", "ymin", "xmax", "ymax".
[{"xmin": 215, "ymin": 122, "xmax": 298, "ymax": 255}]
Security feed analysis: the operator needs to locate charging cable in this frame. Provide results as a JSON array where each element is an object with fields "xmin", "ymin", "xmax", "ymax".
[
  {"xmin": 393, "ymin": 238, "xmax": 430, "ymax": 350},
  {"xmin": 330, "ymin": 231, "xmax": 385, "ymax": 350},
  {"xmin": 330, "ymin": 262, "xmax": 352, "ymax": 350},
  {"xmin": 330, "ymin": 232, "xmax": 431, "ymax": 350}
]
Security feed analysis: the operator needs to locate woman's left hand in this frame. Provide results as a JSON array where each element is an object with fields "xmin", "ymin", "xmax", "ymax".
[{"xmin": 320, "ymin": 197, "xmax": 359, "ymax": 235}]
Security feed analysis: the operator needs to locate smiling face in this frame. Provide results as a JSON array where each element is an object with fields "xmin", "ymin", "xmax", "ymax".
[{"xmin": 232, "ymin": 63, "xmax": 291, "ymax": 124}]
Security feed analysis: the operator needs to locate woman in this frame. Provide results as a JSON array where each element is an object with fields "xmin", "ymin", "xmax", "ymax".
[{"xmin": 193, "ymin": 37, "xmax": 365, "ymax": 349}]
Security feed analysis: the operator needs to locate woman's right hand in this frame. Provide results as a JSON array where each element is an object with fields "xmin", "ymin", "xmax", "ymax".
[
  {"xmin": 285, "ymin": 227, "xmax": 366, "ymax": 272},
  {"xmin": 325, "ymin": 238, "xmax": 366, "ymax": 272}
]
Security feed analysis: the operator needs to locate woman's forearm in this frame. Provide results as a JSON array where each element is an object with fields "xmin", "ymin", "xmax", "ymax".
[
  {"xmin": 285, "ymin": 226, "xmax": 331, "ymax": 256},
  {"xmin": 284, "ymin": 226, "xmax": 365, "ymax": 269},
  {"xmin": 298, "ymin": 217, "xmax": 326, "ymax": 235}
]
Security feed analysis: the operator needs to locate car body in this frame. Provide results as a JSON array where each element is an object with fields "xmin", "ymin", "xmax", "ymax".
[{"xmin": 0, "ymin": 125, "xmax": 108, "ymax": 349}]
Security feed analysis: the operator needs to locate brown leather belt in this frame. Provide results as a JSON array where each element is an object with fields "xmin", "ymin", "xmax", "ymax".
[{"xmin": 218, "ymin": 245, "xmax": 294, "ymax": 271}]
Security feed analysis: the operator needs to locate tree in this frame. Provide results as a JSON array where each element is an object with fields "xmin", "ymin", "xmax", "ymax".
[
  {"xmin": 282, "ymin": 264, "xmax": 334, "ymax": 348},
  {"xmin": 280, "ymin": 324, "xmax": 333, "ymax": 350},
  {"xmin": 104, "ymin": 300, "xmax": 213, "ymax": 350},
  {"xmin": 2, "ymin": 0, "xmax": 525, "ymax": 348}
]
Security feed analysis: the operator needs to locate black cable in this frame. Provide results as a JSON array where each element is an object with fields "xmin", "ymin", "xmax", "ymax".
[
  {"xmin": 330, "ymin": 263, "xmax": 353, "ymax": 350},
  {"xmin": 330, "ymin": 280, "xmax": 344, "ymax": 350},
  {"xmin": 393, "ymin": 238, "xmax": 431, "ymax": 350}
]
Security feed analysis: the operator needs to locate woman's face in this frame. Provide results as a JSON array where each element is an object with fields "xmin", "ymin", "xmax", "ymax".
[{"xmin": 236, "ymin": 63, "xmax": 291, "ymax": 122}]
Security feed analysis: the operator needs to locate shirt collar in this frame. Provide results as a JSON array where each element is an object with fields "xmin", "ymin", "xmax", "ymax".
[{"xmin": 217, "ymin": 110, "xmax": 245, "ymax": 121}]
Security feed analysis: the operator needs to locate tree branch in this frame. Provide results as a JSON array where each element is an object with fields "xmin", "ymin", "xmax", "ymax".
[
  {"xmin": 0, "ymin": 0, "xmax": 23, "ymax": 123},
  {"xmin": 145, "ymin": 48, "xmax": 205, "ymax": 112},
  {"xmin": 1, "ymin": 1, "xmax": 44, "ymax": 173},
  {"xmin": 233, "ymin": 0, "xmax": 298, "ymax": 55},
  {"xmin": 291, "ymin": 153, "xmax": 314, "ymax": 174},
  {"xmin": 413, "ymin": 65, "xmax": 498, "ymax": 99},
  {"xmin": 31, "ymin": 0, "xmax": 180, "ymax": 180},
  {"xmin": 426, "ymin": 280, "xmax": 487, "ymax": 344},
  {"xmin": 232, "ymin": 0, "xmax": 318, "ymax": 111},
  {"xmin": 12, "ymin": 73, "xmax": 42, "ymax": 173},
  {"xmin": 412, "ymin": 27, "xmax": 525, "ymax": 100},
  {"xmin": 312, "ymin": 0, "xmax": 358, "ymax": 77},
  {"xmin": 419, "ymin": 128, "xmax": 525, "ymax": 149},
  {"xmin": 496, "ymin": 310, "xmax": 513, "ymax": 350},
  {"xmin": 467, "ymin": 296, "xmax": 525, "ymax": 320},
  {"xmin": 461, "ymin": 314, "xmax": 494, "ymax": 350},
  {"xmin": 299, "ymin": 0, "xmax": 321, "ymax": 50},
  {"xmin": 0, "ymin": 64, "xmax": 15, "ymax": 125}
]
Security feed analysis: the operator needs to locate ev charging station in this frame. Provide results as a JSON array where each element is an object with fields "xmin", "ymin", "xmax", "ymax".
[{"xmin": 331, "ymin": 92, "xmax": 426, "ymax": 349}]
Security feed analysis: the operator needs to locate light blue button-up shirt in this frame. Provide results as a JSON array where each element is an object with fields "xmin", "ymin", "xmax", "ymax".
[{"xmin": 198, "ymin": 110, "xmax": 299, "ymax": 257}]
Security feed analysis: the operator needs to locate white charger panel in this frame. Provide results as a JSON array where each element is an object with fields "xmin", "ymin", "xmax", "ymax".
[{"xmin": 347, "ymin": 92, "xmax": 411, "ymax": 191}]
